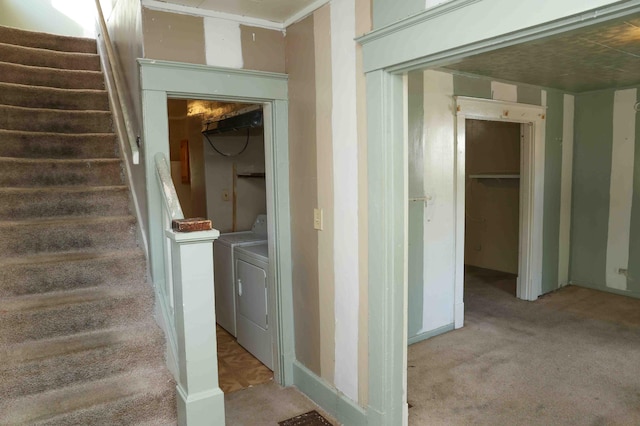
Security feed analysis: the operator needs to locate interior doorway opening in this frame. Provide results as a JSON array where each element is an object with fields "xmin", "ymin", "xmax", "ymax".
[
  {"xmin": 464, "ymin": 119, "xmax": 522, "ymax": 298},
  {"xmin": 166, "ymin": 98, "xmax": 276, "ymax": 393}
]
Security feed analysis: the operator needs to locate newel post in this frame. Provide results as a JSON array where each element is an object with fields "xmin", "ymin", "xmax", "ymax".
[{"xmin": 166, "ymin": 218, "xmax": 224, "ymax": 426}]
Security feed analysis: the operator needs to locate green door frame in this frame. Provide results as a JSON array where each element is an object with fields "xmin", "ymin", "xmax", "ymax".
[
  {"xmin": 358, "ymin": 1, "xmax": 640, "ymax": 425},
  {"xmin": 138, "ymin": 59, "xmax": 295, "ymax": 391}
]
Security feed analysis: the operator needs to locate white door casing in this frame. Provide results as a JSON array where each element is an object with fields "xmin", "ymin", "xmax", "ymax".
[{"xmin": 455, "ymin": 97, "xmax": 546, "ymax": 307}]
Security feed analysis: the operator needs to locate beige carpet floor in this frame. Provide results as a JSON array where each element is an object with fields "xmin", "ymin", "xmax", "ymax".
[{"xmin": 408, "ymin": 267, "xmax": 640, "ymax": 425}]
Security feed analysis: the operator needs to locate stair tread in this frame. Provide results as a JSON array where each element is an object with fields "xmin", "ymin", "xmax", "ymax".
[
  {"xmin": 0, "ymin": 323, "xmax": 157, "ymax": 366},
  {"xmin": 0, "ymin": 156, "xmax": 121, "ymax": 164},
  {"xmin": 0, "ymin": 367, "xmax": 171, "ymax": 424},
  {"xmin": 1, "ymin": 284, "xmax": 147, "ymax": 313},
  {"xmin": 0, "ymin": 185, "xmax": 127, "ymax": 193},
  {"xmin": 0, "ymin": 60, "xmax": 102, "ymax": 76},
  {"xmin": 0, "ymin": 80, "xmax": 106, "ymax": 94},
  {"xmin": 0, "ymin": 26, "xmax": 97, "ymax": 53},
  {"xmin": 0, "ymin": 61, "xmax": 104, "ymax": 90},
  {"xmin": 0, "ymin": 103, "xmax": 111, "ymax": 115},
  {"xmin": 0, "ymin": 248, "xmax": 143, "ymax": 267},
  {"xmin": 0, "ymin": 128, "xmax": 116, "ymax": 138},
  {"xmin": 0, "ymin": 214, "xmax": 134, "ymax": 227},
  {"xmin": 0, "ymin": 41, "xmax": 99, "ymax": 58}
]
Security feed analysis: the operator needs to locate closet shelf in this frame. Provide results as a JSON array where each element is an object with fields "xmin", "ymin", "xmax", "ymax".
[
  {"xmin": 469, "ymin": 173, "xmax": 520, "ymax": 179},
  {"xmin": 236, "ymin": 172, "xmax": 266, "ymax": 178}
]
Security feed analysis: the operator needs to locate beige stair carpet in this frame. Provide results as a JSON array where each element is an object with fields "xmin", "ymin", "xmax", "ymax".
[{"xmin": 0, "ymin": 25, "xmax": 177, "ymax": 425}]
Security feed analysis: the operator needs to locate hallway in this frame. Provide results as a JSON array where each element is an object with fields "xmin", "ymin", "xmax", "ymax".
[{"xmin": 407, "ymin": 268, "xmax": 640, "ymax": 425}]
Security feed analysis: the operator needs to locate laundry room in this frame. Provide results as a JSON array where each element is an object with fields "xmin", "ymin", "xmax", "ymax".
[{"xmin": 167, "ymin": 98, "xmax": 275, "ymax": 393}]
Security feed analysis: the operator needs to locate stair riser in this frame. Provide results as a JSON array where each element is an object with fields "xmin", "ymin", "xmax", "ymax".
[
  {"xmin": 0, "ymin": 107, "xmax": 112, "ymax": 134},
  {"xmin": 0, "ymin": 160, "xmax": 122, "ymax": 187},
  {"xmin": 0, "ymin": 188, "xmax": 130, "ymax": 220},
  {"xmin": 0, "ymin": 62, "xmax": 104, "ymax": 90},
  {"xmin": 0, "ymin": 43, "xmax": 100, "ymax": 71},
  {"xmin": 0, "ymin": 292, "xmax": 154, "ymax": 345},
  {"xmin": 0, "ymin": 218, "xmax": 137, "ymax": 257},
  {"xmin": 0, "ymin": 253, "xmax": 146, "ymax": 297},
  {"xmin": 0, "ymin": 84, "xmax": 109, "ymax": 111},
  {"xmin": 0, "ymin": 132, "xmax": 118, "ymax": 159},
  {"xmin": 1, "ymin": 331, "xmax": 164, "ymax": 399},
  {"xmin": 0, "ymin": 26, "xmax": 97, "ymax": 54}
]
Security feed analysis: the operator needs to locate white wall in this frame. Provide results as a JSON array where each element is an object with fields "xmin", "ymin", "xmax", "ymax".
[
  {"xmin": 0, "ymin": 0, "xmax": 95, "ymax": 37},
  {"xmin": 203, "ymin": 128, "xmax": 267, "ymax": 233}
]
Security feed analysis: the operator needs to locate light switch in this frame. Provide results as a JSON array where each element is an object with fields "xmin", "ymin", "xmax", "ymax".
[{"xmin": 313, "ymin": 208, "xmax": 323, "ymax": 230}]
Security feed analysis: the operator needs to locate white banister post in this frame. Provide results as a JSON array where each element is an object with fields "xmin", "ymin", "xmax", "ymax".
[{"xmin": 166, "ymin": 221, "xmax": 224, "ymax": 426}]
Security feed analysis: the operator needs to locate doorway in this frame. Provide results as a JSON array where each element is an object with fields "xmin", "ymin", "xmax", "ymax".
[
  {"xmin": 166, "ymin": 98, "xmax": 275, "ymax": 392},
  {"xmin": 464, "ymin": 118, "xmax": 521, "ymax": 298},
  {"xmin": 139, "ymin": 59, "xmax": 293, "ymax": 423}
]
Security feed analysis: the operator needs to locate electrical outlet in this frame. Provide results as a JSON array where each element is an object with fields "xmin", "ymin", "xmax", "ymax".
[
  {"xmin": 313, "ymin": 208, "xmax": 323, "ymax": 230},
  {"xmin": 222, "ymin": 189, "xmax": 230, "ymax": 201}
]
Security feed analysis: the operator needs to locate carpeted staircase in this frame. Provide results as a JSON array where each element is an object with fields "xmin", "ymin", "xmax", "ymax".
[{"xmin": 0, "ymin": 26, "xmax": 177, "ymax": 425}]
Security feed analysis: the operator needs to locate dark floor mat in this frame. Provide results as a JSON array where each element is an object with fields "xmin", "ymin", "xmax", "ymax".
[{"xmin": 278, "ymin": 410, "xmax": 333, "ymax": 426}]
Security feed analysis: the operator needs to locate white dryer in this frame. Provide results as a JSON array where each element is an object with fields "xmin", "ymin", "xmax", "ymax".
[
  {"xmin": 234, "ymin": 242, "xmax": 273, "ymax": 370},
  {"xmin": 213, "ymin": 215, "xmax": 267, "ymax": 337}
]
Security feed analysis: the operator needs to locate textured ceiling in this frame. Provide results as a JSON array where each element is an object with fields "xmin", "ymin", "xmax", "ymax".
[
  {"xmin": 443, "ymin": 14, "xmax": 640, "ymax": 93},
  {"xmin": 155, "ymin": 0, "xmax": 318, "ymax": 23}
]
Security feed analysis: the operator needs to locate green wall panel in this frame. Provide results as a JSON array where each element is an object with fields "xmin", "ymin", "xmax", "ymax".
[
  {"xmin": 541, "ymin": 91, "xmax": 564, "ymax": 294},
  {"xmin": 453, "ymin": 74, "xmax": 491, "ymax": 99},
  {"xmin": 517, "ymin": 86, "xmax": 542, "ymax": 106},
  {"xmin": 569, "ymin": 91, "xmax": 614, "ymax": 288},
  {"xmin": 626, "ymin": 88, "xmax": 640, "ymax": 294},
  {"xmin": 372, "ymin": 0, "xmax": 424, "ymax": 30}
]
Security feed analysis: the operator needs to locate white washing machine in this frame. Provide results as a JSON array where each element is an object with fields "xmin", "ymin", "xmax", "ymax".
[
  {"xmin": 213, "ymin": 215, "xmax": 267, "ymax": 337},
  {"xmin": 234, "ymin": 242, "xmax": 273, "ymax": 370}
]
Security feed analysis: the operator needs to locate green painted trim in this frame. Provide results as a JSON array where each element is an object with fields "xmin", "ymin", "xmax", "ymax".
[
  {"xmin": 569, "ymin": 282, "xmax": 640, "ymax": 300},
  {"xmin": 358, "ymin": 1, "xmax": 640, "ymax": 73},
  {"xmin": 366, "ymin": 70, "xmax": 406, "ymax": 426},
  {"xmin": 292, "ymin": 361, "xmax": 367, "ymax": 426},
  {"xmin": 269, "ymin": 99, "xmax": 296, "ymax": 386},
  {"xmin": 364, "ymin": 0, "xmax": 481, "ymax": 43},
  {"xmin": 407, "ymin": 323, "xmax": 454, "ymax": 346},
  {"xmin": 138, "ymin": 59, "xmax": 288, "ymax": 101}
]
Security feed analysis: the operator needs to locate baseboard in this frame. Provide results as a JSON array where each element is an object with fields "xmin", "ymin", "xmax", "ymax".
[
  {"xmin": 292, "ymin": 361, "xmax": 367, "ymax": 426},
  {"xmin": 407, "ymin": 323, "xmax": 454, "ymax": 346},
  {"xmin": 569, "ymin": 282, "xmax": 640, "ymax": 299}
]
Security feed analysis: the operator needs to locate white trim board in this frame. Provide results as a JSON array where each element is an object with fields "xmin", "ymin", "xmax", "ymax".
[{"xmin": 456, "ymin": 97, "xmax": 547, "ymax": 302}]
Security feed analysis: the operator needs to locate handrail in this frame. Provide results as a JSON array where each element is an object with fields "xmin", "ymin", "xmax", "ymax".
[
  {"xmin": 154, "ymin": 153, "xmax": 184, "ymax": 220},
  {"xmin": 94, "ymin": 0, "xmax": 140, "ymax": 164}
]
